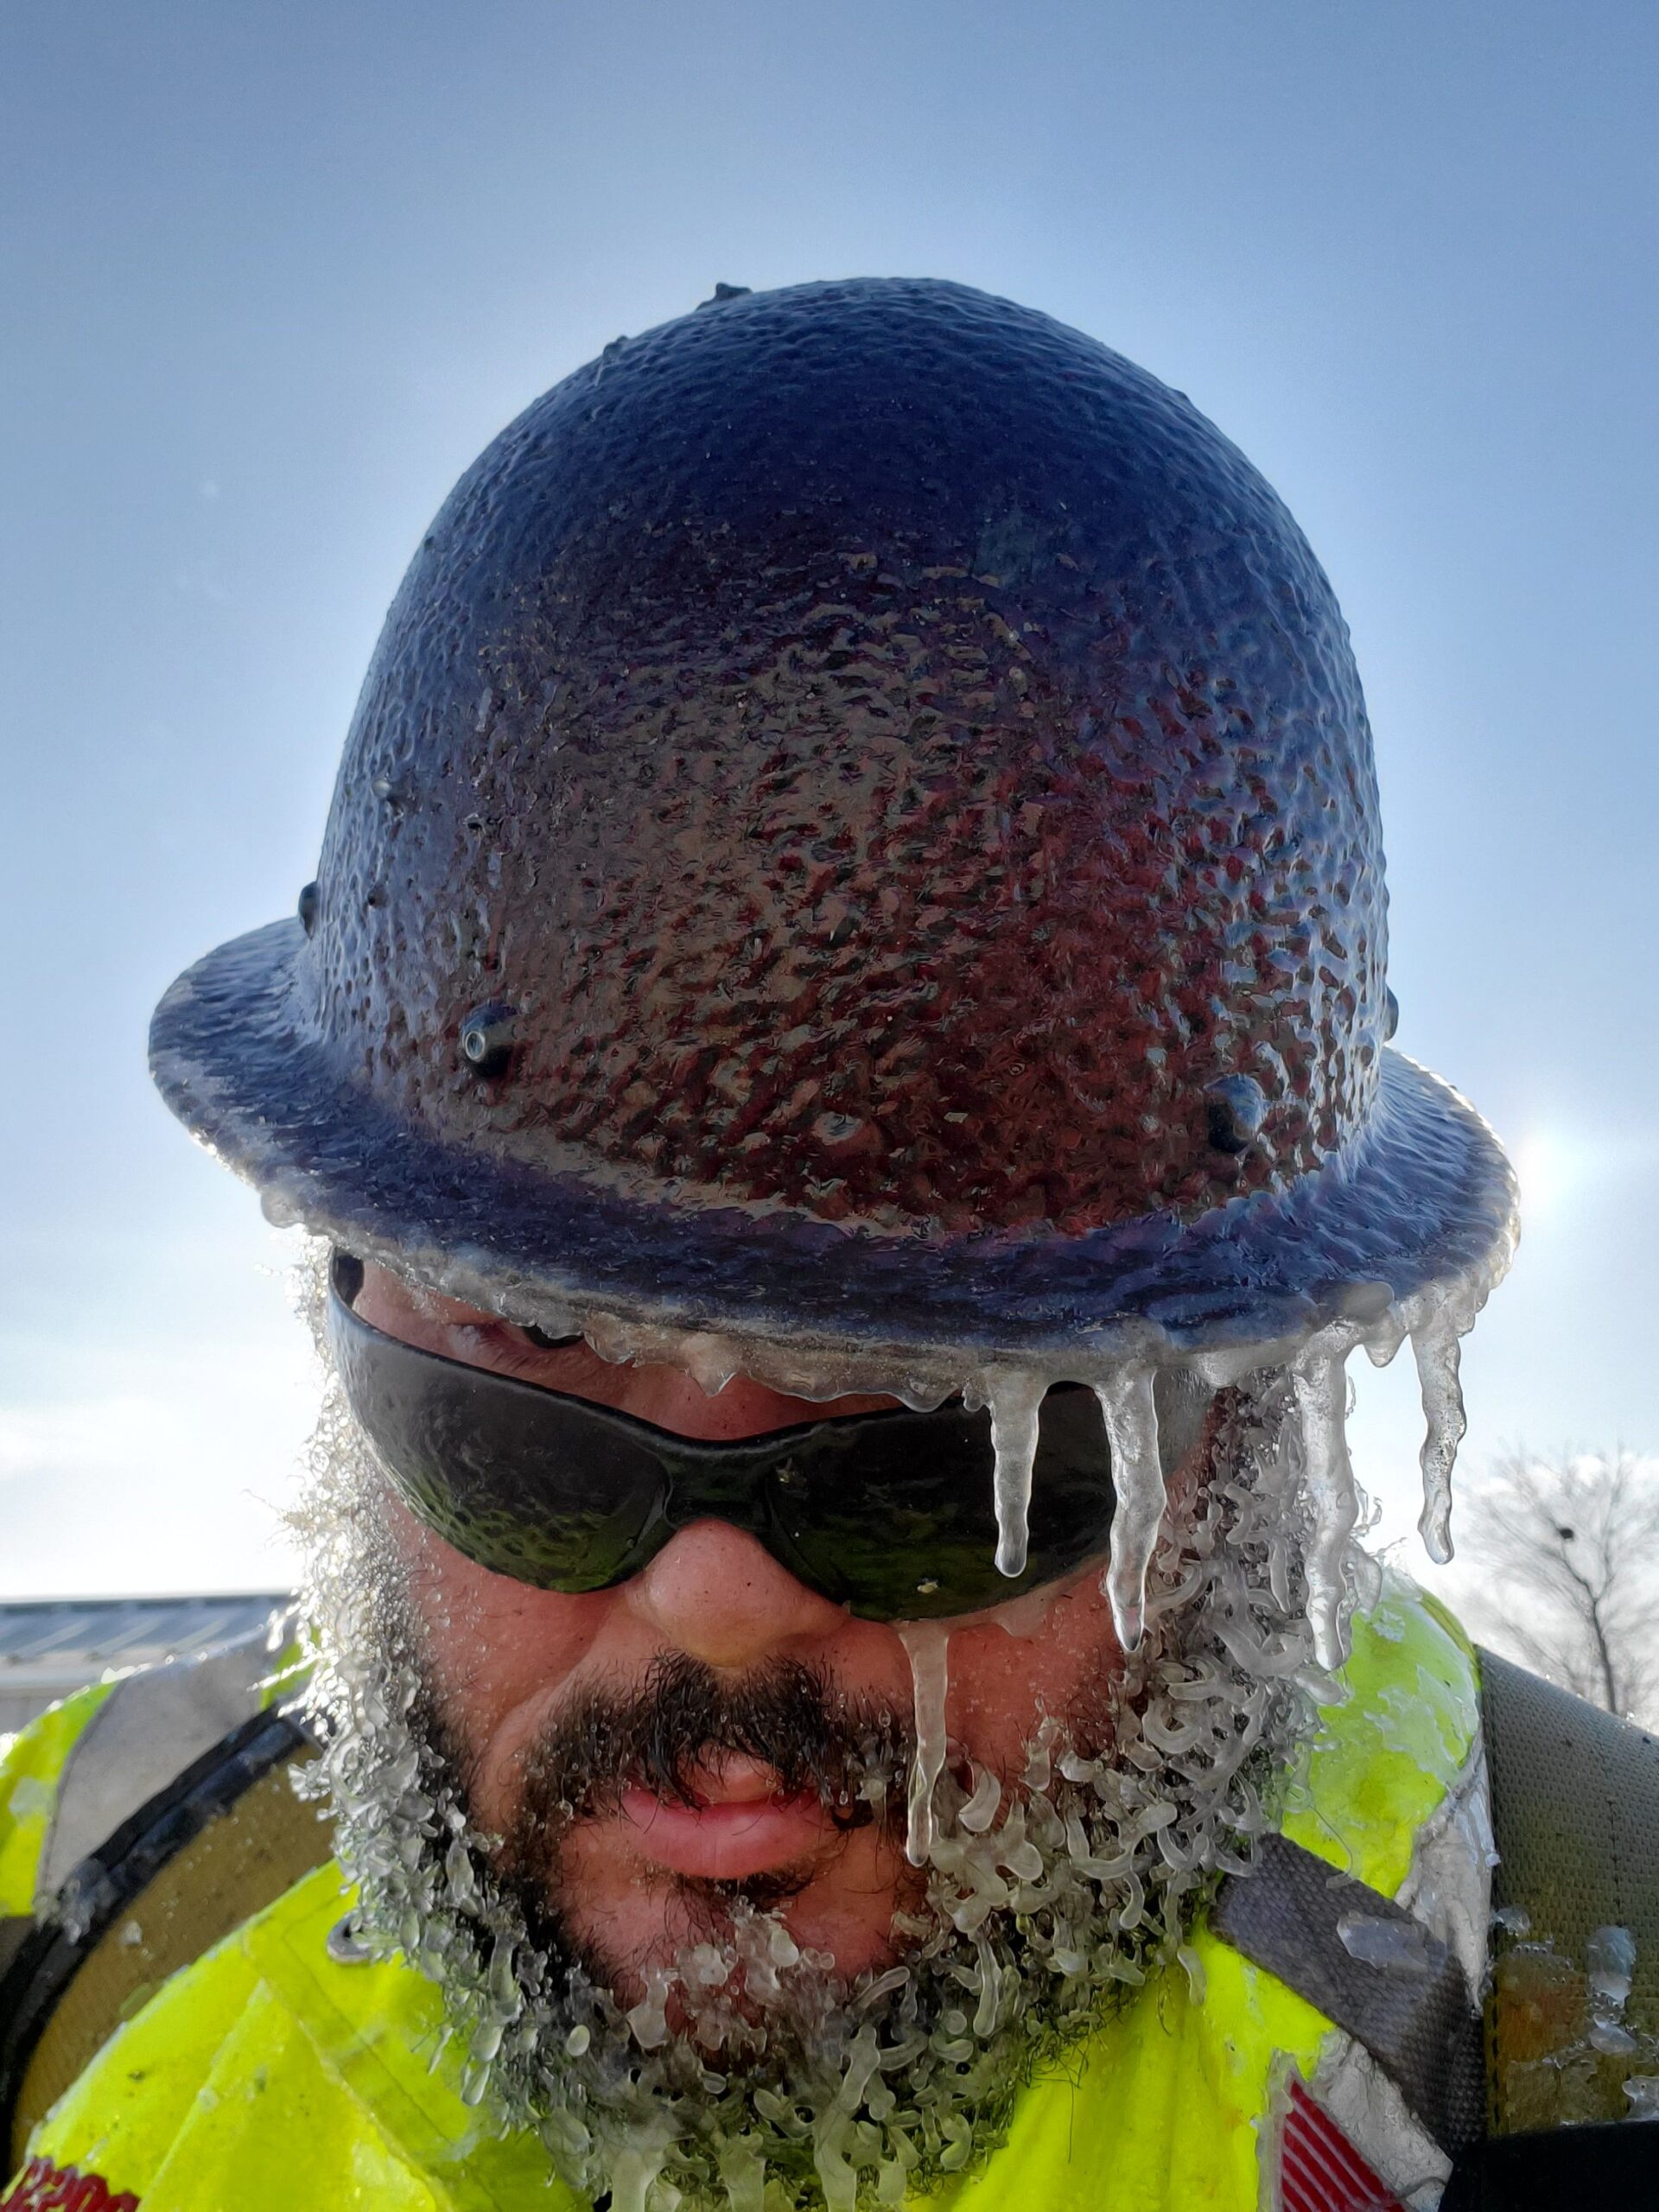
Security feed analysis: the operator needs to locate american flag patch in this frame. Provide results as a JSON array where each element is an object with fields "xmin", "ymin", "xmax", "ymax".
[
  {"xmin": 1280, "ymin": 2078, "xmax": 1407, "ymax": 2212},
  {"xmin": 0, "ymin": 2158, "xmax": 138, "ymax": 2211}
]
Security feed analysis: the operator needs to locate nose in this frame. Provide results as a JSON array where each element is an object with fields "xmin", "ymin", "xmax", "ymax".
[{"xmin": 626, "ymin": 1519, "xmax": 847, "ymax": 1669}]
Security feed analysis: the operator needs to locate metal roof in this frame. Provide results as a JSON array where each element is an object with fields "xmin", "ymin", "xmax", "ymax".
[
  {"xmin": 0, "ymin": 1594, "xmax": 291, "ymax": 1675},
  {"xmin": 0, "ymin": 1594, "xmax": 296, "ymax": 1736}
]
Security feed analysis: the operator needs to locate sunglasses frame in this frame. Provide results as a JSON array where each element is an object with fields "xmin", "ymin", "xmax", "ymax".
[{"xmin": 327, "ymin": 1252, "xmax": 1212, "ymax": 1622}]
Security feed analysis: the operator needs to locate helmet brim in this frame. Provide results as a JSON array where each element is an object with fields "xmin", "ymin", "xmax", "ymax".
[{"xmin": 151, "ymin": 918, "xmax": 1518, "ymax": 1379}]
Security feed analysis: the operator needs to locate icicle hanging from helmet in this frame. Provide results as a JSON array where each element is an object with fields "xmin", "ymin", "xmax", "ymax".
[
  {"xmin": 986, "ymin": 1373, "xmax": 1046, "ymax": 1579},
  {"xmin": 1093, "ymin": 1366, "xmax": 1165, "ymax": 1653},
  {"xmin": 567, "ymin": 1241, "xmax": 1497, "ymax": 1686},
  {"xmin": 1289, "ymin": 1344, "xmax": 1362, "ymax": 1672},
  {"xmin": 1411, "ymin": 1311, "xmax": 1466, "ymax": 1565}
]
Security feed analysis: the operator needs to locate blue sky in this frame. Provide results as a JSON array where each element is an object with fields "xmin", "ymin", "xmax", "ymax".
[{"xmin": 2, "ymin": 0, "xmax": 1655, "ymax": 1597}]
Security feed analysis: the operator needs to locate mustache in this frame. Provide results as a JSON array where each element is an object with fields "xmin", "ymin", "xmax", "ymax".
[{"xmin": 506, "ymin": 1651, "xmax": 912, "ymax": 1834}]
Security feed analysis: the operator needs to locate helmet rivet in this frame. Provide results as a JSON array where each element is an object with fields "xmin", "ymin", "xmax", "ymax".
[
  {"xmin": 1205, "ymin": 1075, "xmax": 1269, "ymax": 1155},
  {"xmin": 296, "ymin": 880, "xmax": 320, "ymax": 937},
  {"xmin": 1382, "ymin": 987, "xmax": 1400, "ymax": 1042},
  {"xmin": 461, "ymin": 1001, "xmax": 518, "ymax": 1077}
]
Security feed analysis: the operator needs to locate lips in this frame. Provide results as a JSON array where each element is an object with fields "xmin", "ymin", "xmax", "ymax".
[{"xmin": 616, "ymin": 1757, "xmax": 839, "ymax": 1881}]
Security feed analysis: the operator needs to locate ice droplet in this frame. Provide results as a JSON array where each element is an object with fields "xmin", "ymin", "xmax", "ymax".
[
  {"xmin": 1094, "ymin": 1366, "xmax": 1164, "ymax": 1651},
  {"xmin": 1587, "ymin": 1923, "xmax": 1637, "ymax": 2007},
  {"xmin": 1338, "ymin": 1910, "xmax": 1433, "ymax": 1975},
  {"xmin": 1411, "ymin": 1312, "xmax": 1467, "ymax": 1564},
  {"xmin": 1291, "ymin": 1349, "xmax": 1361, "ymax": 1670},
  {"xmin": 988, "ymin": 1373, "xmax": 1045, "ymax": 1578},
  {"xmin": 896, "ymin": 1621, "xmax": 952, "ymax": 1866},
  {"xmin": 326, "ymin": 1913, "xmax": 373, "ymax": 1966},
  {"xmin": 625, "ymin": 1968, "xmax": 672, "ymax": 2050}
]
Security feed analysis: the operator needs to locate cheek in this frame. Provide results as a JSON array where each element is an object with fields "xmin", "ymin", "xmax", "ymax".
[
  {"xmin": 945, "ymin": 1573, "xmax": 1122, "ymax": 1768},
  {"xmin": 381, "ymin": 1485, "xmax": 1123, "ymax": 1823},
  {"xmin": 383, "ymin": 1493, "xmax": 615, "ymax": 1820}
]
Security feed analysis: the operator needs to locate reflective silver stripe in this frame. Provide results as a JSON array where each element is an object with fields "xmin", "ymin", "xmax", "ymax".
[{"xmin": 36, "ymin": 1618, "xmax": 284, "ymax": 1905}]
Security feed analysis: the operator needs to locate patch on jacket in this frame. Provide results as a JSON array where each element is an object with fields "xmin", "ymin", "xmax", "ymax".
[
  {"xmin": 0, "ymin": 2158, "xmax": 138, "ymax": 2211},
  {"xmin": 1281, "ymin": 2079, "xmax": 1406, "ymax": 2212}
]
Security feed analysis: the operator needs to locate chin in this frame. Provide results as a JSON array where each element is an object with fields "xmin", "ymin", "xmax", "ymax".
[{"xmin": 555, "ymin": 1815, "xmax": 918, "ymax": 2004}]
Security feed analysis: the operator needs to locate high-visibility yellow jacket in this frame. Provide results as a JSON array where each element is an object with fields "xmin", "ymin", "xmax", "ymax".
[{"xmin": 0, "ymin": 1583, "xmax": 1488, "ymax": 2211}]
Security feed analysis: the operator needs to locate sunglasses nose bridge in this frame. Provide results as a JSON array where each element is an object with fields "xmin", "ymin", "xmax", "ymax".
[{"xmin": 658, "ymin": 1443, "xmax": 779, "ymax": 1540}]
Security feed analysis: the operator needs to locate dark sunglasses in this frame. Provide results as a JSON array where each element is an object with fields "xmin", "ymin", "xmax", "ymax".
[{"xmin": 327, "ymin": 1253, "xmax": 1211, "ymax": 1623}]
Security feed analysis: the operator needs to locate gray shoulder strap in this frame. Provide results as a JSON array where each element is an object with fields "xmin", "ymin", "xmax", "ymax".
[
  {"xmin": 1211, "ymin": 1830, "xmax": 1485, "ymax": 2156},
  {"xmin": 1211, "ymin": 1658, "xmax": 1659, "ymax": 2164},
  {"xmin": 1479, "ymin": 1648, "xmax": 1659, "ymax": 2039}
]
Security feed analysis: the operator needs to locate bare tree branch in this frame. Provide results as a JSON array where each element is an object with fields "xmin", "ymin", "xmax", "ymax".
[{"xmin": 1451, "ymin": 1447, "xmax": 1659, "ymax": 1725}]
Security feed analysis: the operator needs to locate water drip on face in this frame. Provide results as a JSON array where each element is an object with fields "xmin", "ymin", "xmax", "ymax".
[
  {"xmin": 1289, "ymin": 1348, "xmax": 1361, "ymax": 1671},
  {"xmin": 1410, "ymin": 1313, "xmax": 1466, "ymax": 1564},
  {"xmin": 989, "ymin": 1581, "xmax": 1061, "ymax": 1641},
  {"xmin": 894, "ymin": 1622, "xmax": 952, "ymax": 1866},
  {"xmin": 986, "ymin": 1373, "xmax": 1046, "ymax": 1579},
  {"xmin": 1092, "ymin": 1366, "xmax": 1164, "ymax": 1652}
]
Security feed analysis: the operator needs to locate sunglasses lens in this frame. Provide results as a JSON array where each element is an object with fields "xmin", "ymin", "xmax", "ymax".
[
  {"xmin": 770, "ymin": 1387, "xmax": 1119, "ymax": 1619},
  {"xmin": 328, "ymin": 1258, "xmax": 1210, "ymax": 1619},
  {"xmin": 330, "ymin": 1291, "xmax": 668, "ymax": 1590}
]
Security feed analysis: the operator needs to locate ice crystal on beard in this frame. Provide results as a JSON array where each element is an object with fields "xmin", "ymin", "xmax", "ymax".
[{"xmin": 293, "ymin": 1357, "xmax": 1328, "ymax": 2212}]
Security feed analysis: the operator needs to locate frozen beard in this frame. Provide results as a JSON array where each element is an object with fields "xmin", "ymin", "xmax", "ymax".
[{"xmin": 296, "ymin": 1369, "xmax": 1325, "ymax": 2212}]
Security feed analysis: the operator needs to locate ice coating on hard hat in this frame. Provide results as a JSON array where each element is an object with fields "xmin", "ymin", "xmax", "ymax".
[
  {"xmin": 150, "ymin": 271, "xmax": 1523, "ymax": 1720},
  {"xmin": 1093, "ymin": 1367, "xmax": 1165, "ymax": 1652},
  {"xmin": 172, "ymin": 270, "xmax": 1538, "ymax": 2211},
  {"xmin": 152, "ymin": 278, "xmax": 1522, "ymax": 1441}
]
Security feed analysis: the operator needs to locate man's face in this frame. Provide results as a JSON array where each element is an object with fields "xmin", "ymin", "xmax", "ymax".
[
  {"xmin": 354, "ymin": 1262, "xmax": 1142, "ymax": 2001},
  {"xmin": 308, "ymin": 1257, "xmax": 1306, "ymax": 2205}
]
